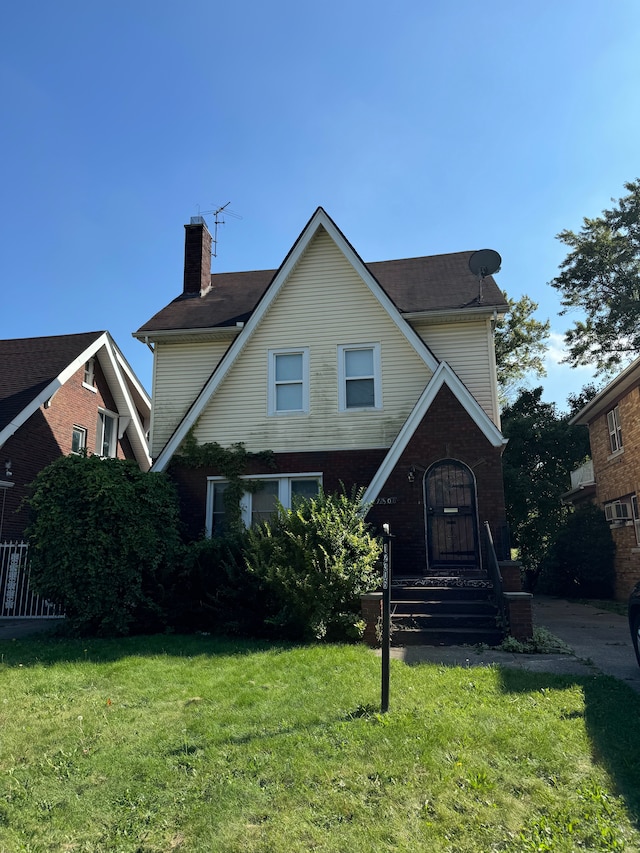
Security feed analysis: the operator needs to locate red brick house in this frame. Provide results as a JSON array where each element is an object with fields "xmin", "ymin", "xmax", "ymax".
[
  {"xmin": 569, "ymin": 357, "xmax": 640, "ymax": 599},
  {"xmin": 134, "ymin": 208, "xmax": 519, "ymax": 642},
  {"xmin": 0, "ymin": 331, "xmax": 151, "ymax": 542}
]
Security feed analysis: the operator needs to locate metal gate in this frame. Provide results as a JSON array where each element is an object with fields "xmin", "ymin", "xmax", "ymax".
[
  {"xmin": 0, "ymin": 541, "xmax": 63, "ymax": 618},
  {"xmin": 424, "ymin": 460, "xmax": 480, "ymax": 569}
]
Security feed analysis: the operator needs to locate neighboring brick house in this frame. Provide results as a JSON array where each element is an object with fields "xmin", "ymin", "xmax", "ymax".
[
  {"xmin": 134, "ymin": 207, "xmax": 510, "ymax": 583},
  {"xmin": 569, "ymin": 357, "xmax": 640, "ymax": 599},
  {"xmin": 0, "ymin": 331, "xmax": 151, "ymax": 542}
]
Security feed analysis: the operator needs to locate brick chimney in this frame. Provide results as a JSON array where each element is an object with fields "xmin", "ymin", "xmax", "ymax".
[{"xmin": 183, "ymin": 217, "xmax": 212, "ymax": 297}]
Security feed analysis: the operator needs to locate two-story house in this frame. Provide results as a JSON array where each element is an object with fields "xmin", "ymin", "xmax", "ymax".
[
  {"xmin": 136, "ymin": 208, "xmax": 510, "ymax": 605},
  {"xmin": 0, "ymin": 331, "xmax": 151, "ymax": 544},
  {"xmin": 569, "ymin": 357, "xmax": 640, "ymax": 599}
]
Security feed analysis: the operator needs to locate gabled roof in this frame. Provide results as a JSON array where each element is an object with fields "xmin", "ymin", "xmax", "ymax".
[
  {"xmin": 0, "ymin": 331, "xmax": 151, "ymax": 470},
  {"xmin": 361, "ymin": 362, "xmax": 508, "ymax": 508},
  {"xmin": 570, "ymin": 356, "xmax": 640, "ymax": 426},
  {"xmin": 135, "ymin": 208, "xmax": 507, "ymax": 336},
  {"xmin": 151, "ymin": 207, "xmax": 454, "ymax": 471}
]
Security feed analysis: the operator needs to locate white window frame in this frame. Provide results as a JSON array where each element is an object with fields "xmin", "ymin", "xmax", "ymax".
[
  {"xmin": 604, "ymin": 498, "xmax": 632, "ymax": 523},
  {"xmin": 71, "ymin": 425, "xmax": 87, "ymax": 454},
  {"xmin": 633, "ymin": 495, "xmax": 640, "ymax": 546},
  {"xmin": 205, "ymin": 473, "xmax": 322, "ymax": 536},
  {"xmin": 267, "ymin": 348, "xmax": 310, "ymax": 416},
  {"xmin": 83, "ymin": 358, "xmax": 97, "ymax": 392},
  {"xmin": 338, "ymin": 343, "xmax": 382, "ymax": 412},
  {"xmin": 607, "ymin": 406, "xmax": 623, "ymax": 454},
  {"xmin": 97, "ymin": 409, "xmax": 118, "ymax": 458}
]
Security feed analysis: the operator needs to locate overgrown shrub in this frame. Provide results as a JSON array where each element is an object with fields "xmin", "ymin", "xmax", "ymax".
[
  {"xmin": 25, "ymin": 455, "xmax": 182, "ymax": 635},
  {"xmin": 170, "ymin": 531, "xmax": 270, "ymax": 636},
  {"xmin": 537, "ymin": 504, "xmax": 616, "ymax": 598},
  {"xmin": 243, "ymin": 487, "xmax": 381, "ymax": 641}
]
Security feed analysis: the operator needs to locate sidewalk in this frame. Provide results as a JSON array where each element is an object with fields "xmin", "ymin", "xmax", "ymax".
[{"xmin": 388, "ymin": 596, "xmax": 640, "ymax": 693}]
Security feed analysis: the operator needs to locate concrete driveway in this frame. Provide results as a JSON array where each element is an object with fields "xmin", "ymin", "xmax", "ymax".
[{"xmin": 390, "ymin": 596, "xmax": 640, "ymax": 693}]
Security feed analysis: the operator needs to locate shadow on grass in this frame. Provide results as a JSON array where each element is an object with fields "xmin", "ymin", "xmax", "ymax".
[
  {"xmin": 0, "ymin": 630, "xmax": 296, "ymax": 667},
  {"xmin": 498, "ymin": 667, "xmax": 640, "ymax": 827}
]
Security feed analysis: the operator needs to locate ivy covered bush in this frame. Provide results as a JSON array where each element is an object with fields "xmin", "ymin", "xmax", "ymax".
[
  {"xmin": 25, "ymin": 455, "xmax": 182, "ymax": 635},
  {"xmin": 243, "ymin": 487, "xmax": 381, "ymax": 641},
  {"xmin": 537, "ymin": 504, "xmax": 616, "ymax": 598}
]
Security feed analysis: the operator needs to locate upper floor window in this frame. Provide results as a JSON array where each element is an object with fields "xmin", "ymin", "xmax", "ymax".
[
  {"xmin": 71, "ymin": 425, "xmax": 87, "ymax": 454},
  {"xmin": 97, "ymin": 410, "xmax": 117, "ymax": 458},
  {"xmin": 268, "ymin": 348, "xmax": 309, "ymax": 415},
  {"xmin": 83, "ymin": 358, "xmax": 96, "ymax": 390},
  {"xmin": 338, "ymin": 344, "xmax": 381, "ymax": 411},
  {"xmin": 607, "ymin": 406, "xmax": 623, "ymax": 454}
]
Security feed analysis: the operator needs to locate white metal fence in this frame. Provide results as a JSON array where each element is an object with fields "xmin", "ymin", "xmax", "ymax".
[{"xmin": 0, "ymin": 541, "xmax": 64, "ymax": 618}]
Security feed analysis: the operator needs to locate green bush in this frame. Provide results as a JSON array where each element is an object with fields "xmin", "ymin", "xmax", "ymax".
[
  {"xmin": 170, "ymin": 531, "xmax": 270, "ymax": 636},
  {"xmin": 243, "ymin": 487, "xmax": 381, "ymax": 641},
  {"xmin": 537, "ymin": 504, "xmax": 616, "ymax": 598},
  {"xmin": 25, "ymin": 455, "xmax": 182, "ymax": 635}
]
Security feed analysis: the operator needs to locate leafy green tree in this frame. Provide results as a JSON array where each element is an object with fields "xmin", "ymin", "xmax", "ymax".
[
  {"xmin": 501, "ymin": 388, "xmax": 590, "ymax": 586},
  {"xmin": 25, "ymin": 455, "xmax": 182, "ymax": 635},
  {"xmin": 243, "ymin": 487, "xmax": 381, "ymax": 641},
  {"xmin": 494, "ymin": 294, "xmax": 550, "ymax": 400},
  {"xmin": 537, "ymin": 504, "xmax": 615, "ymax": 598},
  {"xmin": 551, "ymin": 178, "xmax": 640, "ymax": 374}
]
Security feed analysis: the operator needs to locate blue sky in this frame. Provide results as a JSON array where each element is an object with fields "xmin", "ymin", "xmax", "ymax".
[{"xmin": 2, "ymin": 1, "xmax": 639, "ymax": 411}]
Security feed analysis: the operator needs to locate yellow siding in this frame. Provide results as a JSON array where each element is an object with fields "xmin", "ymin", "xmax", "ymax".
[
  {"xmin": 194, "ymin": 229, "xmax": 433, "ymax": 452},
  {"xmin": 151, "ymin": 338, "xmax": 231, "ymax": 457},
  {"xmin": 410, "ymin": 318, "xmax": 498, "ymax": 423}
]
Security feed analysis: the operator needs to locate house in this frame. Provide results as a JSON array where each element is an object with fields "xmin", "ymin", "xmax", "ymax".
[
  {"xmin": 134, "ymin": 208, "xmax": 522, "ymax": 642},
  {"xmin": 0, "ymin": 331, "xmax": 151, "ymax": 543},
  {"xmin": 569, "ymin": 356, "xmax": 640, "ymax": 599}
]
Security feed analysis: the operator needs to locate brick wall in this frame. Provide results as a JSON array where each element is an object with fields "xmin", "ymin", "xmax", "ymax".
[
  {"xmin": 1, "ymin": 361, "xmax": 136, "ymax": 541},
  {"xmin": 588, "ymin": 384, "xmax": 640, "ymax": 599},
  {"xmin": 170, "ymin": 384, "xmax": 507, "ymax": 576}
]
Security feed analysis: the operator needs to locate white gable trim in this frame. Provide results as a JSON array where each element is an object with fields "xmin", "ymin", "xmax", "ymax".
[
  {"xmin": 360, "ymin": 361, "xmax": 507, "ymax": 510},
  {"xmin": 0, "ymin": 333, "xmax": 152, "ymax": 471},
  {"xmin": 152, "ymin": 207, "xmax": 440, "ymax": 472},
  {"xmin": 0, "ymin": 332, "xmax": 109, "ymax": 450}
]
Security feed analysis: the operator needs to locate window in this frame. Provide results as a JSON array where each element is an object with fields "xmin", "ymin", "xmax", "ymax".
[
  {"xmin": 83, "ymin": 359, "xmax": 96, "ymax": 389},
  {"xmin": 633, "ymin": 496, "xmax": 640, "ymax": 546},
  {"xmin": 268, "ymin": 348, "xmax": 309, "ymax": 415},
  {"xmin": 71, "ymin": 426, "xmax": 86, "ymax": 454},
  {"xmin": 607, "ymin": 406, "xmax": 623, "ymax": 453},
  {"xmin": 206, "ymin": 475, "xmax": 321, "ymax": 536},
  {"xmin": 97, "ymin": 410, "xmax": 117, "ymax": 457},
  {"xmin": 604, "ymin": 498, "xmax": 632, "ymax": 522},
  {"xmin": 338, "ymin": 344, "xmax": 381, "ymax": 411}
]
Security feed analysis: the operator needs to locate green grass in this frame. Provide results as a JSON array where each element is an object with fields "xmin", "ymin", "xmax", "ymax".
[{"xmin": 1, "ymin": 634, "xmax": 640, "ymax": 852}]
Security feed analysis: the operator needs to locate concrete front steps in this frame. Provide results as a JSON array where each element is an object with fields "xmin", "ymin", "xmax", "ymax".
[{"xmin": 391, "ymin": 578, "xmax": 505, "ymax": 646}]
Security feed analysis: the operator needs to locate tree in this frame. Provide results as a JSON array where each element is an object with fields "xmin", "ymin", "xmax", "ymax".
[
  {"xmin": 551, "ymin": 178, "xmax": 640, "ymax": 374},
  {"xmin": 494, "ymin": 294, "xmax": 550, "ymax": 400},
  {"xmin": 25, "ymin": 455, "xmax": 182, "ymax": 635},
  {"xmin": 501, "ymin": 387, "xmax": 590, "ymax": 586}
]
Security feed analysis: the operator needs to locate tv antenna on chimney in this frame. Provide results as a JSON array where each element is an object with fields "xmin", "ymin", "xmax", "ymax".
[
  {"xmin": 198, "ymin": 202, "xmax": 242, "ymax": 257},
  {"xmin": 468, "ymin": 249, "xmax": 501, "ymax": 303}
]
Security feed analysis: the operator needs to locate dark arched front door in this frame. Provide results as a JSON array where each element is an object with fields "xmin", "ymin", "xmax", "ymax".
[{"xmin": 424, "ymin": 459, "xmax": 480, "ymax": 570}]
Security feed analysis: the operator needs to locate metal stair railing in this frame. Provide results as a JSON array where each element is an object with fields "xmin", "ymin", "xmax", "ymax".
[{"xmin": 483, "ymin": 522, "xmax": 507, "ymax": 632}]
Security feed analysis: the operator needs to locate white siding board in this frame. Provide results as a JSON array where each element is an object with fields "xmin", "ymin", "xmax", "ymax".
[
  {"xmin": 194, "ymin": 229, "xmax": 433, "ymax": 452},
  {"xmin": 411, "ymin": 318, "xmax": 497, "ymax": 422},
  {"xmin": 151, "ymin": 339, "xmax": 231, "ymax": 457}
]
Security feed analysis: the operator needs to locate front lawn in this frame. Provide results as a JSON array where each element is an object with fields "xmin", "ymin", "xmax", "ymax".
[{"xmin": 1, "ymin": 635, "xmax": 639, "ymax": 852}]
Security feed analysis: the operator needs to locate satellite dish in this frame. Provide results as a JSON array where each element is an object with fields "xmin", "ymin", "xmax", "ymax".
[{"xmin": 468, "ymin": 249, "xmax": 501, "ymax": 279}]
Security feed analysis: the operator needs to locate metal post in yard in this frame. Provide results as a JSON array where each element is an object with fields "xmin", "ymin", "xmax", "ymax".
[{"xmin": 381, "ymin": 523, "xmax": 392, "ymax": 713}]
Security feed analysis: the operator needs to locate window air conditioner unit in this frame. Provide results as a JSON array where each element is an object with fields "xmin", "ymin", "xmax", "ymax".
[{"xmin": 605, "ymin": 502, "xmax": 631, "ymax": 522}]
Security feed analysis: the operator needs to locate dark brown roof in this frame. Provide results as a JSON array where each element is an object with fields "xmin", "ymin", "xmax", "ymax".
[
  {"xmin": 0, "ymin": 331, "xmax": 104, "ymax": 432},
  {"xmin": 136, "ymin": 251, "xmax": 506, "ymax": 335}
]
